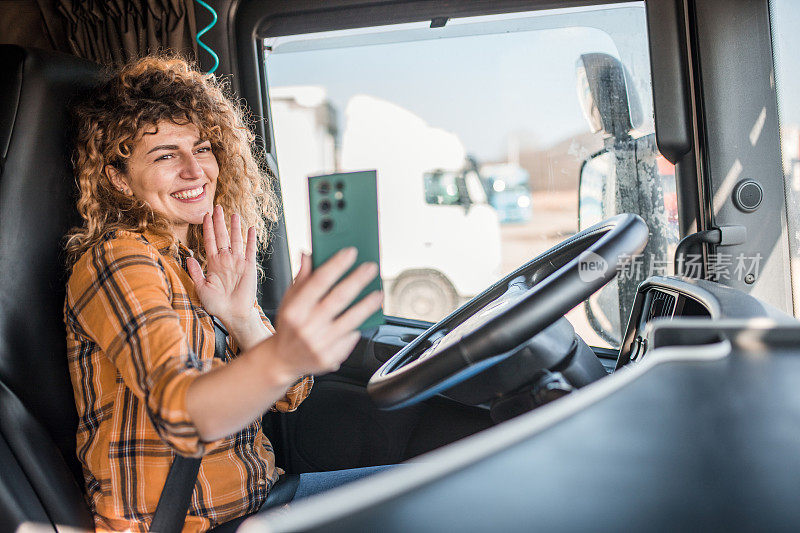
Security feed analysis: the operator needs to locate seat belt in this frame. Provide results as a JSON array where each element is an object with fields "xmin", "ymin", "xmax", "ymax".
[{"xmin": 150, "ymin": 317, "xmax": 228, "ymax": 533}]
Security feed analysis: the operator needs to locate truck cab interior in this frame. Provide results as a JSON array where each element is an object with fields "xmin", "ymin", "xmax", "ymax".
[{"xmin": 3, "ymin": 0, "xmax": 800, "ymax": 531}]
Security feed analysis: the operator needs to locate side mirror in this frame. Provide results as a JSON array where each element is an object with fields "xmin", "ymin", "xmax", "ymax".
[
  {"xmin": 578, "ymin": 149, "xmax": 614, "ymax": 231},
  {"xmin": 575, "ymin": 55, "xmax": 679, "ymax": 349},
  {"xmin": 576, "ymin": 53, "xmax": 642, "ymax": 140},
  {"xmin": 423, "ymin": 171, "xmax": 461, "ymax": 206},
  {"xmin": 578, "ymin": 143, "xmax": 680, "ymax": 348},
  {"xmin": 578, "ymin": 149, "xmax": 622, "ymax": 346}
]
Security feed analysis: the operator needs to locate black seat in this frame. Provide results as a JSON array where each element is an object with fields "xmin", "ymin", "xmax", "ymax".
[{"xmin": 0, "ymin": 45, "xmax": 101, "ymax": 531}]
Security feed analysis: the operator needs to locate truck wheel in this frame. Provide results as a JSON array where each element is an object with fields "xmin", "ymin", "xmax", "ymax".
[{"xmin": 389, "ymin": 270, "xmax": 459, "ymax": 322}]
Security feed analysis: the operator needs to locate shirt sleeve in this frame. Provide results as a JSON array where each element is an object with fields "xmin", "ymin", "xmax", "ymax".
[
  {"xmin": 67, "ymin": 236, "xmax": 206, "ymax": 457},
  {"xmin": 254, "ymin": 305, "xmax": 314, "ymax": 413}
]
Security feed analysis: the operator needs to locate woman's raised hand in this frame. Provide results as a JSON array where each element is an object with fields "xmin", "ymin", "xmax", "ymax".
[
  {"xmin": 270, "ymin": 248, "xmax": 383, "ymax": 376},
  {"xmin": 186, "ymin": 204, "xmax": 258, "ymax": 327},
  {"xmin": 187, "ymin": 203, "xmax": 382, "ymax": 377}
]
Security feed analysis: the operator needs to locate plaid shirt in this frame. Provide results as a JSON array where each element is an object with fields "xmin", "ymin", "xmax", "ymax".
[{"xmin": 64, "ymin": 229, "xmax": 313, "ymax": 532}]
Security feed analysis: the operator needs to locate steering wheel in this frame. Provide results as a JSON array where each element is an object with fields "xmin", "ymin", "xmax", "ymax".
[{"xmin": 367, "ymin": 214, "xmax": 649, "ymax": 410}]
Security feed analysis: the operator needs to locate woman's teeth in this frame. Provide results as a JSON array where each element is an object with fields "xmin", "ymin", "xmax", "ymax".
[{"xmin": 171, "ymin": 185, "xmax": 204, "ymax": 200}]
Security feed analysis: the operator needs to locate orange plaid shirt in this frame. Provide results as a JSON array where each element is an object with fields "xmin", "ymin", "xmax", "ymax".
[{"xmin": 64, "ymin": 229, "xmax": 313, "ymax": 532}]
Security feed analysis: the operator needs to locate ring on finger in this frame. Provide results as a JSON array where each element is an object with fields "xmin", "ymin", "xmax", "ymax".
[{"xmin": 218, "ymin": 246, "xmax": 232, "ymax": 254}]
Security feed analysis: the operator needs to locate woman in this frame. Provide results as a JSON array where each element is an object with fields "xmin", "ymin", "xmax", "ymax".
[{"xmin": 64, "ymin": 55, "xmax": 383, "ymax": 531}]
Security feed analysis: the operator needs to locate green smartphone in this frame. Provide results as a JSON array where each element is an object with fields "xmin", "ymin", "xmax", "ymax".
[{"xmin": 308, "ymin": 170, "xmax": 384, "ymax": 330}]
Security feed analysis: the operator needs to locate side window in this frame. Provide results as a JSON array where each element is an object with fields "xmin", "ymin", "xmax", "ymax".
[
  {"xmin": 265, "ymin": 3, "xmax": 677, "ymax": 348},
  {"xmin": 770, "ymin": 0, "xmax": 800, "ymax": 317},
  {"xmin": 424, "ymin": 171, "xmax": 462, "ymax": 206}
]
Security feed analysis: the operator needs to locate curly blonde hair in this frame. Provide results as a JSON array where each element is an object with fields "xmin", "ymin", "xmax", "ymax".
[{"xmin": 65, "ymin": 54, "xmax": 279, "ymax": 269}]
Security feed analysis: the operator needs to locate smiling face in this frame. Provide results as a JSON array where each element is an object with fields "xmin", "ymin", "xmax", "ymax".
[{"xmin": 106, "ymin": 120, "xmax": 218, "ymax": 243}]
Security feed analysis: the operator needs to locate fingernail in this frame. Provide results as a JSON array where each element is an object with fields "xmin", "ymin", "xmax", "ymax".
[
  {"xmin": 341, "ymin": 247, "xmax": 357, "ymax": 259},
  {"xmin": 362, "ymin": 262, "xmax": 378, "ymax": 275}
]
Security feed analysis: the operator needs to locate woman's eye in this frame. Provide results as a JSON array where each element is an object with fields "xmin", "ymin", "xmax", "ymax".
[
  {"xmin": 154, "ymin": 154, "xmax": 173, "ymax": 162},
  {"xmin": 195, "ymin": 146, "xmax": 211, "ymax": 154}
]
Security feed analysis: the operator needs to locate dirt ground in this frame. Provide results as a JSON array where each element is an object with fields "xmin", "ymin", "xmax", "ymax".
[{"xmin": 498, "ymin": 191, "xmax": 611, "ymax": 349}]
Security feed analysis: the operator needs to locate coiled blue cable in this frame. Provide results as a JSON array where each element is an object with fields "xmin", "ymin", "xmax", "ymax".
[{"xmin": 194, "ymin": 0, "xmax": 219, "ymax": 74}]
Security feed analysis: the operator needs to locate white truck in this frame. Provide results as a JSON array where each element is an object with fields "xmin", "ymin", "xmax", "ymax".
[{"xmin": 270, "ymin": 88, "xmax": 501, "ymax": 321}]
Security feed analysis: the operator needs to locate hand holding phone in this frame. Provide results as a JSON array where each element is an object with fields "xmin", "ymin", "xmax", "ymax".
[{"xmin": 308, "ymin": 170, "xmax": 384, "ymax": 330}]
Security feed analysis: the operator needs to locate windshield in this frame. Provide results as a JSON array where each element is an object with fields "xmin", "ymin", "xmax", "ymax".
[{"xmin": 264, "ymin": 2, "xmax": 677, "ymax": 348}]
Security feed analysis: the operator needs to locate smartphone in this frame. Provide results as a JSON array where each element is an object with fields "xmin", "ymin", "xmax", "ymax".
[{"xmin": 308, "ymin": 170, "xmax": 384, "ymax": 330}]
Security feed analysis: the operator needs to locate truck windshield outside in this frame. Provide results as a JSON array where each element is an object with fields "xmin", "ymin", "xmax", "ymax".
[{"xmin": 263, "ymin": 2, "xmax": 677, "ymax": 347}]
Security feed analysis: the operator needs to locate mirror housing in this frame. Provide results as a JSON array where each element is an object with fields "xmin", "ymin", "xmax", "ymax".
[
  {"xmin": 578, "ymin": 149, "xmax": 613, "ymax": 230},
  {"xmin": 576, "ymin": 53, "xmax": 642, "ymax": 140}
]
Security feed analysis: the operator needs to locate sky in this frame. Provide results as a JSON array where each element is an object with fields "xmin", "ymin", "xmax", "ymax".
[{"xmin": 263, "ymin": 6, "xmax": 644, "ymax": 163}]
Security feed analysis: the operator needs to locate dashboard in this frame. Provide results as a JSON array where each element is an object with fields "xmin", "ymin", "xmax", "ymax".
[
  {"xmin": 253, "ymin": 275, "xmax": 800, "ymax": 533},
  {"xmin": 615, "ymin": 275, "xmax": 790, "ymax": 369}
]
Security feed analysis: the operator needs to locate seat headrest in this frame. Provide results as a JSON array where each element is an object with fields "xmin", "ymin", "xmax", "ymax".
[{"xmin": 0, "ymin": 45, "xmax": 102, "ymax": 486}]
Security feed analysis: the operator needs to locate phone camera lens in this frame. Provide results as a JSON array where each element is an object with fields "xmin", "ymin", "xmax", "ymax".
[
  {"xmin": 317, "ymin": 181, "xmax": 331, "ymax": 194},
  {"xmin": 335, "ymin": 181, "xmax": 345, "ymax": 191},
  {"xmin": 320, "ymin": 218, "xmax": 334, "ymax": 232},
  {"xmin": 336, "ymin": 199, "xmax": 346, "ymax": 210},
  {"xmin": 319, "ymin": 199, "xmax": 332, "ymax": 213}
]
